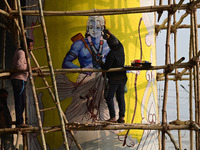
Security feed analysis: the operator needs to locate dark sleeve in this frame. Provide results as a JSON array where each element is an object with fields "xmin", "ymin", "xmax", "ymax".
[{"xmin": 101, "ymin": 51, "xmax": 115, "ymax": 70}]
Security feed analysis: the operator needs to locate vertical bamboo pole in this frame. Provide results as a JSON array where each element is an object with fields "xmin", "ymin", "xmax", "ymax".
[
  {"xmin": 193, "ymin": 1, "xmax": 200, "ymax": 149},
  {"xmin": 162, "ymin": 0, "xmax": 172, "ymax": 149},
  {"xmin": 173, "ymin": 0, "xmax": 182, "ymax": 149},
  {"xmin": 16, "ymin": 0, "xmax": 47, "ymax": 150},
  {"xmin": 189, "ymin": 23, "xmax": 194, "ymax": 150},
  {"xmin": 189, "ymin": 1, "xmax": 195, "ymax": 148},
  {"xmin": 37, "ymin": 0, "xmax": 69, "ymax": 149},
  {"xmin": 189, "ymin": 33, "xmax": 194, "ymax": 150},
  {"xmin": 191, "ymin": 6, "xmax": 198, "ymax": 150}
]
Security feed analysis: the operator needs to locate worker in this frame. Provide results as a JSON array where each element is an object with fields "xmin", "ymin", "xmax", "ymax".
[
  {"xmin": 100, "ymin": 30, "xmax": 127, "ymax": 123},
  {"xmin": 11, "ymin": 38, "xmax": 33, "ymax": 128}
]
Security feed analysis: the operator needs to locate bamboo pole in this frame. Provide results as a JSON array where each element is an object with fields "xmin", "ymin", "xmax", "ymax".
[
  {"xmin": 189, "ymin": 10, "xmax": 194, "ymax": 149},
  {"xmin": 156, "ymin": 57, "xmax": 185, "ymax": 78},
  {"xmin": 37, "ymin": 0, "xmax": 69, "ymax": 149},
  {"xmin": 193, "ymin": 2, "xmax": 200, "ymax": 149},
  {"xmin": 16, "ymin": 0, "xmax": 47, "ymax": 149},
  {"xmin": 162, "ymin": 0, "xmax": 172, "ymax": 149},
  {"xmin": 0, "ymin": 122, "xmax": 199, "ymax": 133},
  {"xmin": 0, "ymin": 9, "xmax": 10, "ymax": 17},
  {"xmin": 157, "ymin": 0, "xmax": 163, "ymax": 21},
  {"xmin": 191, "ymin": 5, "xmax": 198, "ymax": 149},
  {"xmin": 3, "ymin": 0, "xmax": 21, "ymax": 34},
  {"xmin": 157, "ymin": 78, "xmax": 191, "ymax": 81},
  {"xmin": 165, "ymin": 130, "xmax": 179, "ymax": 150},
  {"xmin": 173, "ymin": 1, "xmax": 182, "ymax": 148},
  {"xmin": 5, "ymin": 3, "xmax": 200, "ymax": 17},
  {"xmin": 1, "ymin": 60, "xmax": 200, "ymax": 78},
  {"xmin": 155, "ymin": 24, "xmax": 200, "ymax": 30}
]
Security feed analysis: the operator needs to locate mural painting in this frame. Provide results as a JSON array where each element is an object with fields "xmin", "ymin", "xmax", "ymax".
[{"xmin": 26, "ymin": 0, "xmax": 158, "ymax": 149}]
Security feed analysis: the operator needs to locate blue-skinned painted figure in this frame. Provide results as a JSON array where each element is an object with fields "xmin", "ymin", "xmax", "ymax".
[
  {"xmin": 57, "ymin": 16, "xmax": 112, "ymax": 126},
  {"xmin": 62, "ymin": 16, "xmax": 110, "ymax": 69}
]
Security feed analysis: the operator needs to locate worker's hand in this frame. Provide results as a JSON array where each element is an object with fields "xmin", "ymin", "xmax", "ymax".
[{"xmin": 103, "ymin": 29, "xmax": 111, "ymax": 40}]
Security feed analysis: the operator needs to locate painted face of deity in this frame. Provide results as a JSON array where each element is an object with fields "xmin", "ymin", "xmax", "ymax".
[{"xmin": 88, "ymin": 20, "xmax": 102, "ymax": 38}]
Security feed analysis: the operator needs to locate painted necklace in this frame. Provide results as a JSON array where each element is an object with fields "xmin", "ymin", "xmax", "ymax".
[{"xmin": 88, "ymin": 35, "xmax": 104, "ymax": 68}]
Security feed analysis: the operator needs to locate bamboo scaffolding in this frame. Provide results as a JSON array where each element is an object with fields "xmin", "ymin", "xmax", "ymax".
[
  {"xmin": 0, "ymin": 1, "xmax": 200, "ymax": 150},
  {"xmin": 3, "ymin": 0, "xmax": 21, "ymax": 34},
  {"xmin": 37, "ymin": 0, "xmax": 69, "ymax": 149},
  {"xmin": 29, "ymin": 50, "xmax": 81, "ymax": 150},
  {"xmin": 16, "ymin": 0, "xmax": 47, "ymax": 149},
  {"xmin": 156, "ymin": 1, "xmax": 200, "ymax": 34}
]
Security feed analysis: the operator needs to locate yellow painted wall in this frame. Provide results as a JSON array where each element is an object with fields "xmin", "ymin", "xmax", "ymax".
[{"xmin": 28, "ymin": 0, "xmax": 158, "ymax": 149}]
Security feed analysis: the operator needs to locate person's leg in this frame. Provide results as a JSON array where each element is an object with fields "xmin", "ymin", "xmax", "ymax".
[
  {"xmin": 11, "ymin": 79, "xmax": 26, "ymax": 126},
  {"xmin": 116, "ymin": 82, "xmax": 126, "ymax": 119},
  {"xmin": 105, "ymin": 83, "xmax": 118, "ymax": 119}
]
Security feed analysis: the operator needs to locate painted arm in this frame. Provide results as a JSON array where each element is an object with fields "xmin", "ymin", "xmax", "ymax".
[{"xmin": 62, "ymin": 40, "xmax": 83, "ymax": 69}]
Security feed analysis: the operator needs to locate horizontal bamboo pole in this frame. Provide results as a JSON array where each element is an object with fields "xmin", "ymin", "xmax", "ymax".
[
  {"xmin": 5, "ymin": 3, "xmax": 200, "ymax": 16},
  {"xmin": 156, "ymin": 24, "xmax": 200, "ymax": 30},
  {"xmin": 0, "ymin": 123, "xmax": 194, "ymax": 134},
  {"xmin": 36, "ymin": 86, "xmax": 52, "ymax": 90},
  {"xmin": 0, "ymin": 62, "xmax": 195, "ymax": 78},
  {"xmin": 30, "ymin": 46, "xmax": 46, "ymax": 51},
  {"xmin": 157, "ymin": 57, "xmax": 185, "ymax": 78},
  {"xmin": 40, "ymin": 106, "xmax": 56, "ymax": 112},
  {"xmin": 157, "ymin": 78, "xmax": 190, "ymax": 81},
  {"xmin": 21, "ymin": 4, "xmax": 38, "ymax": 9},
  {"xmin": 24, "ymin": 24, "xmax": 41, "ymax": 30},
  {"xmin": 0, "ymin": 72, "xmax": 10, "ymax": 77}
]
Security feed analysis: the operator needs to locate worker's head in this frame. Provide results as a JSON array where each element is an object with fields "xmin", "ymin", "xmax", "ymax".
[
  {"xmin": 20, "ymin": 38, "xmax": 34, "ymax": 51},
  {"xmin": 0, "ymin": 88, "xmax": 8, "ymax": 102},
  {"xmin": 107, "ymin": 34, "xmax": 119, "ymax": 48},
  {"xmin": 86, "ymin": 16, "xmax": 105, "ymax": 38}
]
